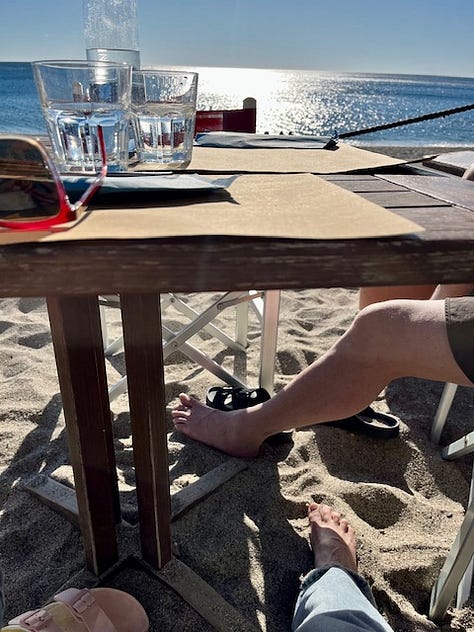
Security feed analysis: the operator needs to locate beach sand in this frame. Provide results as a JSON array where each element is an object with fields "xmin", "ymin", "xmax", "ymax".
[{"xmin": 1, "ymin": 145, "xmax": 474, "ymax": 631}]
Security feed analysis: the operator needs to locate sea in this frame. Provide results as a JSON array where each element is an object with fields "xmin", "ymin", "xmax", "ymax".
[{"xmin": 1, "ymin": 61, "xmax": 474, "ymax": 147}]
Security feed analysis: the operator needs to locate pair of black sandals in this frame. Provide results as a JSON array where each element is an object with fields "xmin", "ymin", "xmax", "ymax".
[{"xmin": 205, "ymin": 386, "xmax": 400, "ymax": 440}]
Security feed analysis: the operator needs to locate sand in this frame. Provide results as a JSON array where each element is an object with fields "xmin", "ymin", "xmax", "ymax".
[{"xmin": 1, "ymin": 145, "xmax": 474, "ymax": 632}]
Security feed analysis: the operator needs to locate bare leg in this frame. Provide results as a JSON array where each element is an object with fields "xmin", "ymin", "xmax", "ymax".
[
  {"xmin": 172, "ymin": 299, "xmax": 473, "ymax": 456},
  {"xmin": 359, "ymin": 285, "xmax": 436, "ymax": 309},
  {"xmin": 307, "ymin": 503, "xmax": 357, "ymax": 573},
  {"xmin": 359, "ymin": 282, "xmax": 474, "ymax": 309},
  {"xmin": 430, "ymin": 283, "xmax": 474, "ymax": 299}
]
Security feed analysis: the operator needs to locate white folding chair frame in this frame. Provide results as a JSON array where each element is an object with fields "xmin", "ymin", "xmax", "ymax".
[
  {"xmin": 258, "ymin": 290, "xmax": 280, "ymax": 394},
  {"xmin": 431, "ymin": 382, "xmax": 459, "ymax": 443},
  {"xmin": 430, "ymin": 462, "xmax": 474, "ymax": 620},
  {"xmin": 429, "ymin": 381, "xmax": 474, "ymax": 618},
  {"xmin": 102, "ymin": 290, "xmax": 280, "ymax": 403}
]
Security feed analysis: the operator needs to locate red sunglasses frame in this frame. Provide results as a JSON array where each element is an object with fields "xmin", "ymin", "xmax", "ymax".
[{"xmin": 0, "ymin": 127, "xmax": 107, "ymax": 231}]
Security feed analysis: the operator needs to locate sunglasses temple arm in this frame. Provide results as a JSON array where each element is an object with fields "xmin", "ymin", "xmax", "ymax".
[{"xmin": 71, "ymin": 126, "xmax": 108, "ymax": 211}]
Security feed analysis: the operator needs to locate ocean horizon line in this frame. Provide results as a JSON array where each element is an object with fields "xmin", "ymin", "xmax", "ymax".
[{"xmin": 1, "ymin": 60, "xmax": 473, "ymax": 83}]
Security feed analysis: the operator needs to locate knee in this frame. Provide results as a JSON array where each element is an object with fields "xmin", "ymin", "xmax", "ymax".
[
  {"xmin": 341, "ymin": 300, "xmax": 405, "ymax": 361},
  {"xmin": 355, "ymin": 300, "xmax": 395, "ymax": 327}
]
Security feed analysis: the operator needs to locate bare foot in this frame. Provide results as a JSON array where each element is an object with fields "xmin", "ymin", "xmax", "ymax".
[
  {"xmin": 308, "ymin": 503, "xmax": 358, "ymax": 573},
  {"xmin": 171, "ymin": 393, "xmax": 266, "ymax": 457}
]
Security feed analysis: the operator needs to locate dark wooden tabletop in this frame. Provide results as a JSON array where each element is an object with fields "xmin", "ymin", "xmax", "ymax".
[{"xmin": 1, "ymin": 165, "xmax": 474, "ymax": 297}]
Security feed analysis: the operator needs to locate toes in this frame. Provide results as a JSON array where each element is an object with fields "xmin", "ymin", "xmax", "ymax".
[
  {"xmin": 172, "ymin": 416, "xmax": 186, "ymax": 427},
  {"xmin": 318, "ymin": 504, "xmax": 333, "ymax": 522},
  {"xmin": 171, "ymin": 406, "xmax": 191, "ymax": 418},
  {"xmin": 171, "ymin": 408, "xmax": 191, "ymax": 428},
  {"xmin": 340, "ymin": 518, "xmax": 349, "ymax": 532},
  {"xmin": 172, "ymin": 405, "xmax": 190, "ymax": 416},
  {"xmin": 308, "ymin": 504, "xmax": 348, "ymax": 528},
  {"xmin": 178, "ymin": 392, "xmax": 192, "ymax": 406},
  {"xmin": 172, "ymin": 403, "xmax": 189, "ymax": 414},
  {"xmin": 174, "ymin": 419, "xmax": 191, "ymax": 434}
]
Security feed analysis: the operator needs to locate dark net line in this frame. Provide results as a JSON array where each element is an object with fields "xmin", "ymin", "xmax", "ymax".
[{"xmin": 337, "ymin": 102, "xmax": 474, "ymax": 139}]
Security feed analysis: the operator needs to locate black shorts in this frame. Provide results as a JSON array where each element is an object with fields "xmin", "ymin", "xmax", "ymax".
[{"xmin": 445, "ymin": 296, "xmax": 474, "ymax": 383}]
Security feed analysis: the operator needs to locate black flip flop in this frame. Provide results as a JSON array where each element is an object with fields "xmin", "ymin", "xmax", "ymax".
[
  {"xmin": 206, "ymin": 386, "xmax": 271, "ymax": 411},
  {"xmin": 324, "ymin": 406, "xmax": 400, "ymax": 439},
  {"xmin": 205, "ymin": 386, "xmax": 293, "ymax": 443}
]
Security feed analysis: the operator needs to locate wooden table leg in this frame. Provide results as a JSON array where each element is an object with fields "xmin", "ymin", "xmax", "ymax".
[
  {"xmin": 47, "ymin": 295, "xmax": 120, "ymax": 575},
  {"xmin": 120, "ymin": 293, "xmax": 172, "ymax": 569}
]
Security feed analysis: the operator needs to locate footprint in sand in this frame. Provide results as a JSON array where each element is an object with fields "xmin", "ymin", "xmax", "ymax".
[
  {"xmin": 342, "ymin": 484, "xmax": 408, "ymax": 529},
  {"xmin": 0, "ymin": 320, "xmax": 15, "ymax": 335},
  {"xmin": 276, "ymin": 348, "xmax": 305, "ymax": 375},
  {"xmin": 18, "ymin": 331, "xmax": 51, "ymax": 349},
  {"xmin": 383, "ymin": 558, "xmax": 446, "ymax": 614},
  {"xmin": 17, "ymin": 297, "xmax": 46, "ymax": 313}
]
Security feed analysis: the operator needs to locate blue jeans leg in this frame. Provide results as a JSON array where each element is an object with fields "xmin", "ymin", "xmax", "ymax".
[{"xmin": 292, "ymin": 566, "xmax": 394, "ymax": 632}]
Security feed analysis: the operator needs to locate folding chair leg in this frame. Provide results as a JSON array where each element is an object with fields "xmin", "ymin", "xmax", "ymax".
[
  {"xmin": 105, "ymin": 334, "xmax": 125, "ymax": 357},
  {"xmin": 235, "ymin": 301, "xmax": 249, "ymax": 348},
  {"xmin": 429, "ymin": 476, "xmax": 474, "ymax": 620},
  {"xmin": 431, "ymin": 383, "xmax": 458, "ymax": 443},
  {"xmin": 258, "ymin": 290, "xmax": 280, "ymax": 395},
  {"xmin": 108, "ymin": 374, "xmax": 128, "ymax": 403},
  {"xmin": 99, "ymin": 304, "xmax": 109, "ymax": 351},
  {"xmin": 456, "ymin": 463, "xmax": 474, "ymax": 608},
  {"xmin": 99, "ymin": 295, "xmax": 124, "ymax": 355}
]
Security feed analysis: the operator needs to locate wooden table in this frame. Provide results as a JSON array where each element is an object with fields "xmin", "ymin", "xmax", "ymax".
[{"xmin": 2, "ymin": 158, "xmax": 474, "ymax": 614}]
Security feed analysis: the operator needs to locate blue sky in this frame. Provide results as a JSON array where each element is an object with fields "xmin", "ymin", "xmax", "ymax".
[{"xmin": 1, "ymin": 0, "xmax": 473, "ymax": 77}]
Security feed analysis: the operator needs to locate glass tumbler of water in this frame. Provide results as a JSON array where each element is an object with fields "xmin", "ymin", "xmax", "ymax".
[
  {"xmin": 131, "ymin": 70, "xmax": 198, "ymax": 169},
  {"xmin": 32, "ymin": 60, "xmax": 132, "ymax": 173}
]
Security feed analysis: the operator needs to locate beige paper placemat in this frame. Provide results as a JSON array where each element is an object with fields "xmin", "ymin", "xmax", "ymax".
[
  {"xmin": 185, "ymin": 143, "xmax": 404, "ymax": 174},
  {"xmin": 0, "ymin": 174, "xmax": 422, "ymax": 246}
]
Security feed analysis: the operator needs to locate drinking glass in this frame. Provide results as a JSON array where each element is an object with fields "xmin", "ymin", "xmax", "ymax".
[
  {"xmin": 131, "ymin": 70, "xmax": 198, "ymax": 168},
  {"xmin": 32, "ymin": 60, "xmax": 132, "ymax": 173}
]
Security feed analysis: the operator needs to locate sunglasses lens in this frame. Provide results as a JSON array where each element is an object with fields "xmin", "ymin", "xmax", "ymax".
[{"xmin": 0, "ymin": 138, "xmax": 60, "ymax": 222}]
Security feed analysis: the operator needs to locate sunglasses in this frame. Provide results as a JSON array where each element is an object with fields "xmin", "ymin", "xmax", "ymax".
[{"xmin": 0, "ymin": 127, "xmax": 107, "ymax": 231}]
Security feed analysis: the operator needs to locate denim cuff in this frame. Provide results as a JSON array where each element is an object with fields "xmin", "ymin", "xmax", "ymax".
[{"xmin": 299, "ymin": 565, "xmax": 377, "ymax": 608}]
